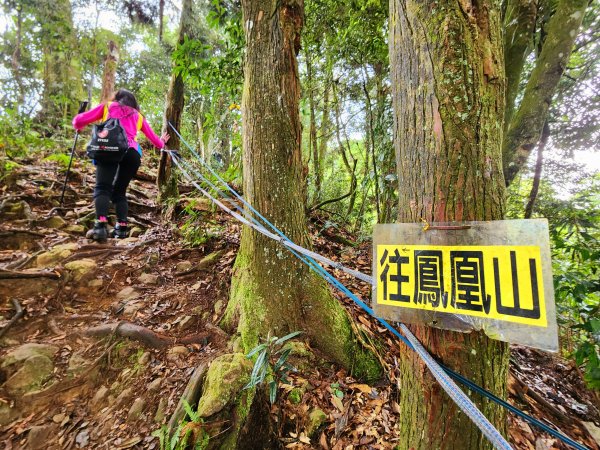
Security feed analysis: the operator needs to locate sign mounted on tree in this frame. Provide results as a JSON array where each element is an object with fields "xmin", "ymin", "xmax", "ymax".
[{"xmin": 373, "ymin": 219, "xmax": 558, "ymax": 352}]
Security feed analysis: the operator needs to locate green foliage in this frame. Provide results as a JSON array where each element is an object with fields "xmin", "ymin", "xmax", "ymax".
[
  {"xmin": 170, "ymin": 0, "xmax": 243, "ymax": 172},
  {"xmin": 152, "ymin": 400, "xmax": 209, "ymax": 450},
  {"xmin": 0, "ymin": 109, "xmax": 60, "ymax": 157},
  {"xmin": 44, "ymin": 153, "xmax": 72, "ymax": 169},
  {"xmin": 518, "ymin": 175, "xmax": 600, "ymax": 390},
  {"xmin": 244, "ymin": 331, "xmax": 301, "ymax": 404},
  {"xmin": 178, "ymin": 199, "xmax": 224, "ymax": 247},
  {"xmin": 549, "ymin": 188, "xmax": 600, "ymax": 390},
  {"xmin": 330, "ymin": 382, "xmax": 344, "ymax": 399}
]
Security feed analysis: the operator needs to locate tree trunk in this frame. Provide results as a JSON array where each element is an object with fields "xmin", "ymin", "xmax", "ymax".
[
  {"xmin": 363, "ymin": 74, "xmax": 381, "ymax": 222},
  {"xmin": 503, "ymin": 0, "xmax": 587, "ymax": 185},
  {"xmin": 11, "ymin": 4, "xmax": 24, "ymax": 112},
  {"xmin": 318, "ymin": 67, "xmax": 331, "ymax": 185},
  {"xmin": 524, "ymin": 121, "xmax": 550, "ymax": 219},
  {"xmin": 100, "ymin": 41, "xmax": 119, "ymax": 103},
  {"xmin": 332, "ymin": 81, "xmax": 358, "ymax": 217},
  {"xmin": 158, "ymin": 0, "xmax": 194, "ymax": 202},
  {"xmin": 390, "ymin": 1, "xmax": 508, "ymax": 449},
  {"xmin": 159, "ymin": 0, "xmax": 165, "ymax": 42},
  {"xmin": 503, "ymin": 0, "xmax": 538, "ymax": 130},
  {"xmin": 37, "ymin": 0, "xmax": 83, "ymax": 129},
  {"xmin": 226, "ymin": 0, "xmax": 380, "ymax": 374},
  {"xmin": 307, "ymin": 56, "xmax": 321, "ymax": 203}
]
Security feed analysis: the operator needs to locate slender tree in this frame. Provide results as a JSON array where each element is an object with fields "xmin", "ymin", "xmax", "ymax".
[
  {"xmin": 157, "ymin": 0, "xmax": 194, "ymax": 202},
  {"xmin": 37, "ymin": 0, "xmax": 83, "ymax": 128},
  {"xmin": 524, "ymin": 121, "xmax": 550, "ymax": 219},
  {"xmin": 390, "ymin": 1, "xmax": 507, "ymax": 448},
  {"xmin": 10, "ymin": 2, "xmax": 25, "ymax": 111},
  {"xmin": 99, "ymin": 40, "xmax": 119, "ymax": 103}
]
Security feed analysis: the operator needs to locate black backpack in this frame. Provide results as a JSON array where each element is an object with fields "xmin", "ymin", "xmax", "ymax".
[{"xmin": 86, "ymin": 102, "xmax": 143, "ymax": 163}]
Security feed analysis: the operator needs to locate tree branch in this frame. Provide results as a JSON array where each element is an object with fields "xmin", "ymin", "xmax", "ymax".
[
  {"xmin": 503, "ymin": 0, "xmax": 588, "ymax": 186},
  {"xmin": 309, "ymin": 189, "xmax": 354, "ymax": 212},
  {"xmin": 524, "ymin": 121, "xmax": 550, "ymax": 218}
]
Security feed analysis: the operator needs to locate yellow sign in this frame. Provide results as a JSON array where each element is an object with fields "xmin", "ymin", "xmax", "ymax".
[{"xmin": 376, "ymin": 245, "xmax": 547, "ymax": 327}]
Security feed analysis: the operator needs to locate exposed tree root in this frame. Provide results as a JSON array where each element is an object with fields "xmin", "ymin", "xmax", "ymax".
[
  {"xmin": 4, "ymin": 250, "xmax": 45, "ymax": 270},
  {"xmin": 84, "ymin": 322, "xmax": 173, "ymax": 349},
  {"xmin": 0, "ymin": 269, "xmax": 61, "ymax": 279},
  {"xmin": 0, "ymin": 298, "xmax": 25, "ymax": 339},
  {"xmin": 168, "ymin": 362, "xmax": 208, "ymax": 436},
  {"xmin": 174, "ymin": 250, "xmax": 225, "ymax": 277},
  {"xmin": 83, "ymin": 321, "xmax": 220, "ymax": 349},
  {"xmin": 0, "ymin": 228, "xmax": 46, "ymax": 237}
]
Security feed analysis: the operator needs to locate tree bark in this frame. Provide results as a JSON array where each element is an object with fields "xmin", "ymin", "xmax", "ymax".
[
  {"xmin": 11, "ymin": 4, "xmax": 24, "ymax": 111},
  {"xmin": 390, "ymin": 1, "xmax": 508, "ymax": 449},
  {"xmin": 158, "ymin": 0, "xmax": 194, "ymax": 202},
  {"xmin": 524, "ymin": 121, "xmax": 550, "ymax": 219},
  {"xmin": 363, "ymin": 74, "xmax": 381, "ymax": 222},
  {"xmin": 226, "ymin": 0, "xmax": 380, "ymax": 374},
  {"xmin": 37, "ymin": 0, "xmax": 83, "ymax": 128},
  {"xmin": 159, "ymin": 0, "xmax": 165, "ymax": 42},
  {"xmin": 100, "ymin": 41, "xmax": 119, "ymax": 103},
  {"xmin": 503, "ymin": 0, "xmax": 538, "ymax": 130},
  {"xmin": 503, "ymin": 0, "xmax": 588, "ymax": 185},
  {"xmin": 318, "ymin": 67, "xmax": 331, "ymax": 187},
  {"xmin": 307, "ymin": 56, "xmax": 321, "ymax": 203}
]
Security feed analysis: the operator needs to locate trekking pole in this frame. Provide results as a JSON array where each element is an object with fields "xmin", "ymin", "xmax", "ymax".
[{"xmin": 59, "ymin": 101, "xmax": 89, "ymax": 207}]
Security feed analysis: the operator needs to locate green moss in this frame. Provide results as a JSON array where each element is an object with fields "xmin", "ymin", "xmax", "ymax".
[
  {"xmin": 218, "ymin": 388, "xmax": 255, "ymax": 450},
  {"xmin": 288, "ymin": 388, "xmax": 303, "ymax": 404},
  {"xmin": 197, "ymin": 353, "xmax": 253, "ymax": 418},
  {"xmin": 307, "ymin": 408, "xmax": 328, "ymax": 437}
]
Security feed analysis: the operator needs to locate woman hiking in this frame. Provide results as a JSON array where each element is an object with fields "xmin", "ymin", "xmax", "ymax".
[{"xmin": 72, "ymin": 89, "xmax": 169, "ymax": 242}]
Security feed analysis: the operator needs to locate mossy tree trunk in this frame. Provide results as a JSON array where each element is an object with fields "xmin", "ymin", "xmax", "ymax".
[
  {"xmin": 99, "ymin": 41, "xmax": 119, "ymax": 103},
  {"xmin": 503, "ymin": 0, "xmax": 537, "ymax": 130},
  {"xmin": 226, "ymin": 0, "xmax": 380, "ymax": 377},
  {"xmin": 37, "ymin": 0, "xmax": 83, "ymax": 129},
  {"xmin": 390, "ymin": 1, "xmax": 508, "ymax": 449},
  {"xmin": 158, "ymin": 0, "xmax": 194, "ymax": 202},
  {"xmin": 502, "ymin": 0, "xmax": 587, "ymax": 185}
]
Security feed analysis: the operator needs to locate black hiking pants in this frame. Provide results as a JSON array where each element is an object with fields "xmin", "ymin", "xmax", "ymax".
[{"xmin": 94, "ymin": 148, "xmax": 141, "ymax": 222}]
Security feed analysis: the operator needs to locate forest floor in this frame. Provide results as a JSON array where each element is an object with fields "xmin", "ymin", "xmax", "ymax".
[{"xmin": 0, "ymin": 154, "xmax": 599, "ymax": 450}]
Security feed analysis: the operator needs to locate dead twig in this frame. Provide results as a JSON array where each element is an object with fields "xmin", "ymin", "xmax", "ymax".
[
  {"xmin": 48, "ymin": 318, "xmax": 65, "ymax": 337},
  {"xmin": 165, "ymin": 248, "xmax": 194, "ymax": 260},
  {"xmin": 511, "ymin": 371, "xmax": 570, "ymax": 422},
  {"xmin": 0, "ymin": 299, "xmax": 25, "ymax": 339},
  {"xmin": 63, "ymin": 249, "xmax": 119, "ymax": 262}
]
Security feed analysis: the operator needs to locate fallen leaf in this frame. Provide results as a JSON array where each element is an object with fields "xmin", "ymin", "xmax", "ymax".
[
  {"xmin": 349, "ymin": 384, "xmax": 371, "ymax": 394},
  {"xmin": 331, "ymin": 395, "xmax": 344, "ymax": 412}
]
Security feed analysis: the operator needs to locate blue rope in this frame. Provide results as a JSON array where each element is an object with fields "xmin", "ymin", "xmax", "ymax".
[{"xmin": 167, "ymin": 128, "xmax": 591, "ymax": 450}]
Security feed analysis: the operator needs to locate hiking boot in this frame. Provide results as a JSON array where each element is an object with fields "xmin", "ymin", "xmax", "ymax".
[
  {"xmin": 111, "ymin": 222, "xmax": 129, "ymax": 239},
  {"xmin": 87, "ymin": 220, "xmax": 108, "ymax": 242}
]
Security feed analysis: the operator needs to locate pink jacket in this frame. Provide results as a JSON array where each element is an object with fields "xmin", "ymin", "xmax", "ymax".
[{"xmin": 72, "ymin": 102, "xmax": 164, "ymax": 154}]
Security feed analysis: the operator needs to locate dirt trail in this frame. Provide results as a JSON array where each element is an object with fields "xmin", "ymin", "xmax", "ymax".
[
  {"xmin": 0, "ymin": 156, "xmax": 599, "ymax": 449},
  {"xmin": 0, "ymin": 156, "xmax": 236, "ymax": 449}
]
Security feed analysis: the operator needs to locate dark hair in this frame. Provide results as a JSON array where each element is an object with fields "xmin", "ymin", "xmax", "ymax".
[{"xmin": 113, "ymin": 88, "xmax": 139, "ymax": 111}]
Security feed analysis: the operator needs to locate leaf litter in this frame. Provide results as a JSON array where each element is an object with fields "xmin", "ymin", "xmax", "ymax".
[{"xmin": 0, "ymin": 157, "xmax": 598, "ymax": 449}]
